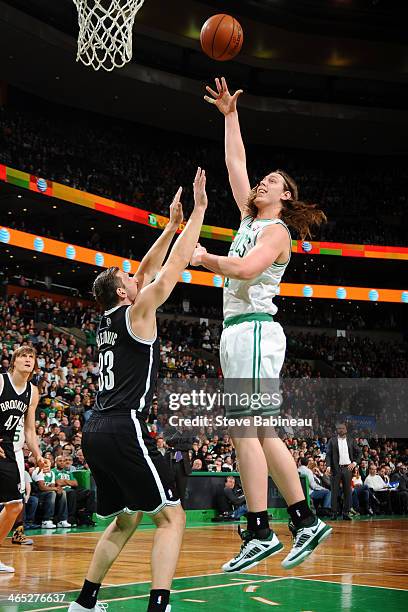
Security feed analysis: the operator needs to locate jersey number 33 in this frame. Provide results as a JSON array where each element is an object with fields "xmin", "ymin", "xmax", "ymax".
[{"xmin": 98, "ymin": 350, "xmax": 115, "ymax": 391}]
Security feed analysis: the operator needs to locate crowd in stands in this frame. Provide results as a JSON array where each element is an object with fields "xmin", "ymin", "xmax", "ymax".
[
  {"xmin": 23, "ymin": 453, "xmax": 95, "ymax": 530},
  {"xmin": 207, "ymin": 434, "xmax": 408, "ymax": 518},
  {"xmin": 3, "ymin": 275, "xmax": 406, "ymax": 330},
  {"xmin": 292, "ymin": 438, "xmax": 408, "ymax": 517},
  {"xmin": 286, "ymin": 332, "xmax": 408, "ymax": 377},
  {"xmin": 1, "ymin": 289, "xmax": 407, "ymax": 525},
  {"xmin": 1, "ymin": 95, "xmax": 407, "ymax": 245},
  {"xmin": 2, "ymin": 292, "xmax": 407, "ymax": 383}
]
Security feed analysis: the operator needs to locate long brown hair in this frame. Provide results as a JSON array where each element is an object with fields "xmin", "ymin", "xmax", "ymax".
[{"xmin": 246, "ymin": 169, "xmax": 327, "ymax": 239}]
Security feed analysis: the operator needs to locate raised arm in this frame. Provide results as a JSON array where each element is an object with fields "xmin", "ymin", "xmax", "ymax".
[
  {"xmin": 129, "ymin": 168, "xmax": 207, "ymax": 339},
  {"xmin": 135, "ymin": 188, "xmax": 183, "ymax": 289},
  {"xmin": 204, "ymin": 77, "xmax": 250, "ymax": 217}
]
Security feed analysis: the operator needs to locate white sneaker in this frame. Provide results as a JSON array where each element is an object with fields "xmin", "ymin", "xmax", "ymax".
[
  {"xmin": 68, "ymin": 603, "xmax": 108, "ymax": 612},
  {"xmin": 222, "ymin": 527, "xmax": 283, "ymax": 573},
  {"xmin": 281, "ymin": 517, "xmax": 332, "ymax": 569},
  {"xmin": 0, "ymin": 561, "xmax": 15, "ymax": 573},
  {"xmin": 57, "ymin": 520, "xmax": 72, "ymax": 528},
  {"xmin": 41, "ymin": 520, "xmax": 57, "ymax": 529}
]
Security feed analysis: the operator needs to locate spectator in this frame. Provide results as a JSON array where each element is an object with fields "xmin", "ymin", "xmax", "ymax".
[
  {"xmin": 23, "ymin": 472, "xmax": 40, "ymax": 530},
  {"xmin": 364, "ymin": 464, "xmax": 392, "ymax": 514},
  {"xmin": 204, "ymin": 453, "xmax": 215, "ymax": 470},
  {"xmin": 222, "ymin": 456, "xmax": 234, "ymax": 472},
  {"xmin": 223, "ymin": 476, "xmax": 247, "ymax": 519},
  {"xmin": 390, "ymin": 464, "xmax": 408, "ymax": 514},
  {"xmin": 31, "ymin": 463, "xmax": 71, "ymax": 528},
  {"xmin": 70, "ymin": 394, "xmax": 85, "ymax": 416},
  {"xmin": 190, "ymin": 441, "xmax": 203, "ymax": 463},
  {"xmin": 53, "ymin": 456, "xmax": 96, "ymax": 527},
  {"xmin": 211, "ymin": 458, "xmax": 224, "ymax": 473},
  {"xmin": 73, "ymin": 448, "xmax": 88, "ymax": 469},
  {"xmin": 359, "ymin": 459, "xmax": 369, "ymax": 481},
  {"xmin": 298, "ymin": 458, "xmax": 331, "ymax": 515},
  {"xmin": 156, "ymin": 437, "xmax": 166, "ymax": 457},
  {"xmin": 351, "ymin": 466, "xmax": 372, "ymax": 516},
  {"xmin": 64, "ymin": 455, "xmax": 77, "ymax": 474},
  {"xmin": 60, "ymin": 415, "xmax": 74, "ymax": 439},
  {"xmin": 191, "ymin": 459, "xmax": 204, "ymax": 471},
  {"xmin": 315, "ymin": 459, "xmax": 331, "ymax": 490}
]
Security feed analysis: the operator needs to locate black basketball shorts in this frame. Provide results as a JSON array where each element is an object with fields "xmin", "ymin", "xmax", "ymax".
[
  {"xmin": 82, "ymin": 411, "xmax": 180, "ymax": 518},
  {"xmin": 0, "ymin": 444, "xmax": 23, "ymax": 505}
]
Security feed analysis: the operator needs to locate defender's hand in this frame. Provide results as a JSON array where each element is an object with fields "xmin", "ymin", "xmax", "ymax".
[
  {"xmin": 193, "ymin": 168, "xmax": 208, "ymax": 211},
  {"xmin": 204, "ymin": 77, "xmax": 243, "ymax": 115},
  {"xmin": 190, "ymin": 243, "xmax": 207, "ymax": 266},
  {"xmin": 0, "ymin": 440, "xmax": 5, "ymax": 460},
  {"xmin": 168, "ymin": 187, "xmax": 184, "ymax": 231}
]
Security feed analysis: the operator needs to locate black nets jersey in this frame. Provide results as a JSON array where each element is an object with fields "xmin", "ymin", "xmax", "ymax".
[
  {"xmin": 94, "ymin": 305, "xmax": 159, "ymax": 417},
  {"xmin": 0, "ymin": 373, "xmax": 32, "ymax": 445}
]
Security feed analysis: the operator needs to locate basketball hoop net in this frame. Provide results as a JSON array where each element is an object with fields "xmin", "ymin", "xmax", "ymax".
[{"xmin": 73, "ymin": 0, "xmax": 145, "ymax": 71}]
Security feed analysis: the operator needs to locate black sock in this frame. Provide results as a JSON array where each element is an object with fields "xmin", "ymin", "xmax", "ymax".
[
  {"xmin": 76, "ymin": 579, "xmax": 101, "ymax": 609},
  {"xmin": 288, "ymin": 500, "xmax": 316, "ymax": 530},
  {"xmin": 247, "ymin": 511, "xmax": 271, "ymax": 539},
  {"xmin": 147, "ymin": 589, "xmax": 170, "ymax": 612}
]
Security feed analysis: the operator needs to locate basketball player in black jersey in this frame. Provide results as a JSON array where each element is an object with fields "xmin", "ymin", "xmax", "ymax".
[
  {"xmin": 69, "ymin": 168, "xmax": 208, "ymax": 612},
  {"xmin": 0, "ymin": 346, "xmax": 46, "ymax": 573}
]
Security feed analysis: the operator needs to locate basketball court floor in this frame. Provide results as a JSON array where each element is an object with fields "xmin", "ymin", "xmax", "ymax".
[{"xmin": 1, "ymin": 518, "xmax": 407, "ymax": 611}]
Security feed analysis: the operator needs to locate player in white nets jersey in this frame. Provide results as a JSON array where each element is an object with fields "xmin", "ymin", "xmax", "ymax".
[{"xmin": 191, "ymin": 77, "xmax": 330, "ymax": 572}]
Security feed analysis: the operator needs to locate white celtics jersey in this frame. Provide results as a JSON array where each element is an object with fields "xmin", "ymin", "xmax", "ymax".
[{"xmin": 223, "ymin": 216, "xmax": 291, "ymax": 320}]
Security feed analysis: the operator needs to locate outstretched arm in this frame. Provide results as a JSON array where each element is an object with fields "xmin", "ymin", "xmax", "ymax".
[
  {"xmin": 135, "ymin": 188, "xmax": 183, "ymax": 289},
  {"xmin": 190, "ymin": 224, "xmax": 289, "ymax": 281},
  {"xmin": 204, "ymin": 77, "xmax": 250, "ymax": 217},
  {"xmin": 129, "ymin": 168, "xmax": 208, "ymax": 339}
]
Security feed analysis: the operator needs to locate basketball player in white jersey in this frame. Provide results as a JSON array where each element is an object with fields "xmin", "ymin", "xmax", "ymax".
[
  {"xmin": 0, "ymin": 346, "xmax": 46, "ymax": 573},
  {"xmin": 190, "ymin": 77, "xmax": 331, "ymax": 571}
]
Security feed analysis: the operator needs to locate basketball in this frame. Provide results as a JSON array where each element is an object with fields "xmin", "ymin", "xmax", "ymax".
[{"xmin": 200, "ymin": 14, "xmax": 243, "ymax": 61}]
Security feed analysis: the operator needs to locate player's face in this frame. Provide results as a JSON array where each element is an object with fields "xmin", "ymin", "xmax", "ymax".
[
  {"xmin": 117, "ymin": 271, "xmax": 139, "ymax": 303},
  {"xmin": 255, "ymin": 173, "xmax": 291, "ymax": 208},
  {"xmin": 13, "ymin": 352, "xmax": 35, "ymax": 376}
]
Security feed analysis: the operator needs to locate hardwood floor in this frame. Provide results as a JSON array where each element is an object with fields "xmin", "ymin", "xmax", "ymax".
[{"xmin": 0, "ymin": 519, "xmax": 407, "ymax": 611}]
